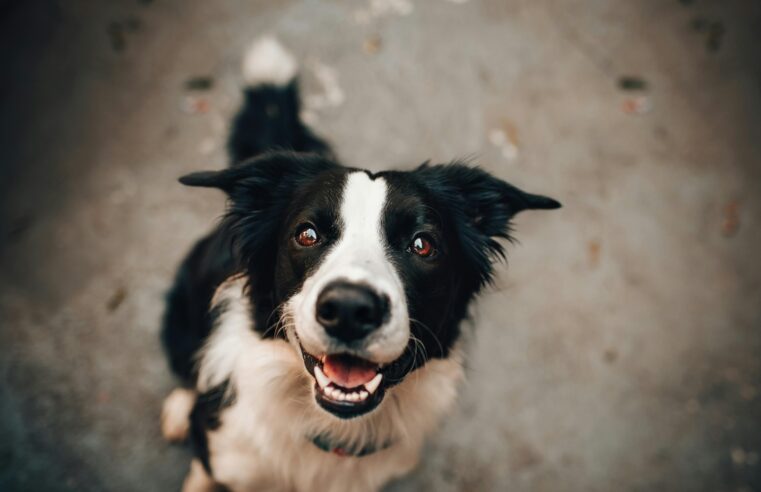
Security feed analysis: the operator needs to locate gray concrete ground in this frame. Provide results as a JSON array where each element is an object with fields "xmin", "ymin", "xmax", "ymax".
[{"xmin": 1, "ymin": 0, "xmax": 760, "ymax": 490}]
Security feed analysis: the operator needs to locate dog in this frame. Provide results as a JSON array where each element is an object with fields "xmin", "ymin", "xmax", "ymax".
[{"xmin": 160, "ymin": 37, "xmax": 560, "ymax": 492}]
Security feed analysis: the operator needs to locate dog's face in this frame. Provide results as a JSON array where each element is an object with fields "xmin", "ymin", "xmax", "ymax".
[{"xmin": 181, "ymin": 152, "xmax": 559, "ymax": 419}]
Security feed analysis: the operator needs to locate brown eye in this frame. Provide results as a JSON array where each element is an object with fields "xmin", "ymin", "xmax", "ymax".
[
  {"xmin": 410, "ymin": 234, "xmax": 436, "ymax": 258},
  {"xmin": 295, "ymin": 225, "xmax": 319, "ymax": 247}
]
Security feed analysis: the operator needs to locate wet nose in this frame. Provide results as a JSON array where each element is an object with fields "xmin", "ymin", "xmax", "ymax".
[{"xmin": 315, "ymin": 281, "xmax": 388, "ymax": 342}]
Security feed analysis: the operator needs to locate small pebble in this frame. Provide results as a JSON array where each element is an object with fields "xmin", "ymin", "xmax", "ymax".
[
  {"xmin": 107, "ymin": 287, "xmax": 127, "ymax": 312},
  {"xmin": 588, "ymin": 240, "xmax": 601, "ymax": 268},
  {"xmin": 185, "ymin": 76, "xmax": 215, "ymax": 91},
  {"xmin": 603, "ymin": 348, "xmax": 617, "ymax": 363},
  {"xmin": 721, "ymin": 200, "xmax": 741, "ymax": 237},
  {"xmin": 622, "ymin": 96, "xmax": 652, "ymax": 115},
  {"xmin": 618, "ymin": 76, "xmax": 648, "ymax": 91},
  {"xmin": 181, "ymin": 96, "xmax": 211, "ymax": 114},
  {"xmin": 363, "ymin": 35, "xmax": 382, "ymax": 55}
]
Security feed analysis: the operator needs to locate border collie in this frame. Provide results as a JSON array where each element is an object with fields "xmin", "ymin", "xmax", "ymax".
[{"xmin": 160, "ymin": 37, "xmax": 560, "ymax": 492}]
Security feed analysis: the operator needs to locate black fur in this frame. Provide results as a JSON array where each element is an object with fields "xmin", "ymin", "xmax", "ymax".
[
  {"xmin": 189, "ymin": 380, "xmax": 235, "ymax": 475},
  {"xmin": 161, "ymin": 233, "xmax": 236, "ymax": 382},
  {"xmin": 228, "ymin": 81, "xmax": 333, "ymax": 164}
]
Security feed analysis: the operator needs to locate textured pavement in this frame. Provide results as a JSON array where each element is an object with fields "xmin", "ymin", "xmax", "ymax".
[{"xmin": 1, "ymin": 0, "xmax": 760, "ymax": 490}]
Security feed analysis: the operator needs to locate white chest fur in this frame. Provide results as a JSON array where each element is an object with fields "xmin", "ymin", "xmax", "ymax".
[{"xmin": 192, "ymin": 276, "xmax": 464, "ymax": 492}]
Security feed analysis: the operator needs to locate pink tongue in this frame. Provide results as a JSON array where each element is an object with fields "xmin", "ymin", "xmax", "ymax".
[{"xmin": 323, "ymin": 354, "xmax": 377, "ymax": 388}]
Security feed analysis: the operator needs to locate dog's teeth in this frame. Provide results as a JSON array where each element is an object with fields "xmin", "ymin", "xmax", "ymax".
[
  {"xmin": 321, "ymin": 382, "xmax": 375, "ymax": 403},
  {"xmin": 314, "ymin": 366, "xmax": 330, "ymax": 389},
  {"xmin": 364, "ymin": 373, "xmax": 383, "ymax": 394}
]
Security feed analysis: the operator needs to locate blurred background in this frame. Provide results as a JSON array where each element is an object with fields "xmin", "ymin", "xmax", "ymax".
[{"xmin": 1, "ymin": 0, "xmax": 760, "ymax": 490}]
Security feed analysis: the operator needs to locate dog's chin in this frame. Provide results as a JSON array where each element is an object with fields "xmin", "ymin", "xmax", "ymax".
[{"xmin": 299, "ymin": 344, "xmax": 414, "ymax": 420}]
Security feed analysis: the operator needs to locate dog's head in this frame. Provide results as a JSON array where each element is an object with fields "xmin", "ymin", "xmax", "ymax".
[{"xmin": 181, "ymin": 152, "xmax": 560, "ymax": 419}]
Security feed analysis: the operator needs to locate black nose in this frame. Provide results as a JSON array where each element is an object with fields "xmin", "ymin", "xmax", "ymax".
[{"xmin": 315, "ymin": 282, "xmax": 388, "ymax": 342}]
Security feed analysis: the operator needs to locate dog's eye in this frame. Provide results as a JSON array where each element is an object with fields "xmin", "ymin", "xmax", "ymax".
[
  {"xmin": 295, "ymin": 224, "xmax": 319, "ymax": 247},
  {"xmin": 409, "ymin": 234, "xmax": 436, "ymax": 258}
]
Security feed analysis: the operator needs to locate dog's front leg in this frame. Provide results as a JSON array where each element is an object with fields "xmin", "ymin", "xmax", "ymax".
[
  {"xmin": 161, "ymin": 388, "xmax": 197, "ymax": 442},
  {"xmin": 182, "ymin": 459, "xmax": 217, "ymax": 492}
]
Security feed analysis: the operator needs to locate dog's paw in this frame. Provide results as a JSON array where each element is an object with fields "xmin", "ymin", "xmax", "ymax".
[
  {"xmin": 182, "ymin": 459, "xmax": 217, "ymax": 492},
  {"xmin": 161, "ymin": 388, "xmax": 196, "ymax": 442}
]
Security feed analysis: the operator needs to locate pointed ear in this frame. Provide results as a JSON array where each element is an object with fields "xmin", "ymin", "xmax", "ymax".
[
  {"xmin": 416, "ymin": 162, "xmax": 560, "ymax": 237},
  {"xmin": 502, "ymin": 183, "xmax": 562, "ymax": 211},
  {"xmin": 178, "ymin": 151, "xmax": 336, "ymax": 197},
  {"xmin": 179, "ymin": 169, "xmax": 235, "ymax": 190},
  {"xmin": 178, "ymin": 152, "xmax": 293, "ymax": 194},
  {"xmin": 414, "ymin": 162, "xmax": 560, "ymax": 287}
]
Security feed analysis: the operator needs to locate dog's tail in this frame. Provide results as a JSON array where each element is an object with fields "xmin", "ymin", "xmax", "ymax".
[{"xmin": 227, "ymin": 37, "xmax": 332, "ymax": 165}]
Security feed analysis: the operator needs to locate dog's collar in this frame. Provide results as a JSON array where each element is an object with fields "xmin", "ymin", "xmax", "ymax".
[{"xmin": 310, "ymin": 433, "xmax": 392, "ymax": 457}]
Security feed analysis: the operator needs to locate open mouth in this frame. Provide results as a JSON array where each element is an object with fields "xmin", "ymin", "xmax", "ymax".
[{"xmin": 301, "ymin": 346, "xmax": 415, "ymax": 419}]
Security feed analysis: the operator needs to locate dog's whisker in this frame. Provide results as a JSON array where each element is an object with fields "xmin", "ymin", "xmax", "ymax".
[{"xmin": 409, "ymin": 318, "xmax": 441, "ymax": 359}]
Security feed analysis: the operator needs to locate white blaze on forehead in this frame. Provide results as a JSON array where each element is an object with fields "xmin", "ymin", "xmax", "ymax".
[{"xmin": 340, "ymin": 172, "xmax": 387, "ymax": 250}]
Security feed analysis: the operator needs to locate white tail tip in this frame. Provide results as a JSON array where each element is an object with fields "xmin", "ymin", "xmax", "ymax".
[{"xmin": 242, "ymin": 36, "xmax": 297, "ymax": 87}]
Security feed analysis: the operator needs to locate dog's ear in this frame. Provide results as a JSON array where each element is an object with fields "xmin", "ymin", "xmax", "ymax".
[
  {"xmin": 415, "ymin": 162, "xmax": 560, "ymax": 285},
  {"xmin": 180, "ymin": 151, "xmax": 333, "ymax": 193},
  {"xmin": 180, "ymin": 151, "xmax": 337, "ymax": 217},
  {"xmin": 179, "ymin": 169, "xmax": 238, "ymax": 191},
  {"xmin": 179, "ymin": 151, "xmax": 336, "ymax": 272}
]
